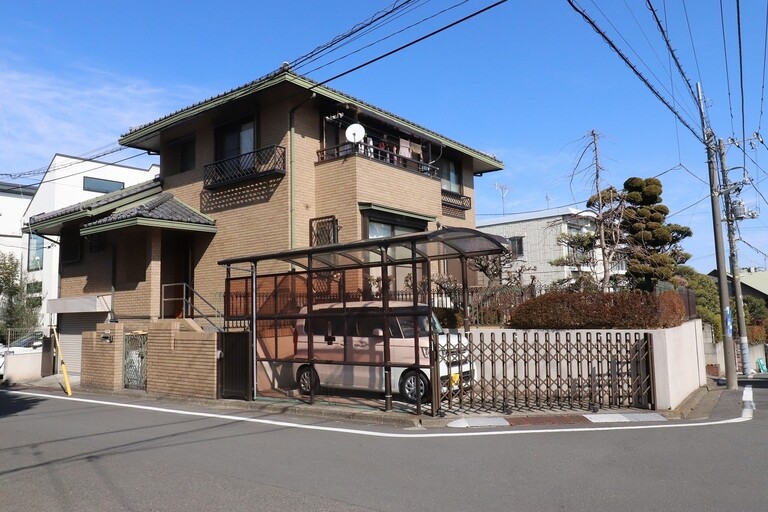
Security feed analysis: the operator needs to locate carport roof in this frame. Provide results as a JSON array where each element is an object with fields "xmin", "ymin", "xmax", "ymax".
[{"xmin": 218, "ymin": 227, "xmax": 510, "ymax": 272}]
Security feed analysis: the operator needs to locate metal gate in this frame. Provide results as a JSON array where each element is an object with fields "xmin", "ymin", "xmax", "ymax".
[
  {"xmin": 218, "ymin": 331, "xmax": 252, "ymax": 400},
  {"xmin": 436, "ymin": 330, "xmax": 654, "ymax": 414},
  {"xmin": 124, "ymin": 333, "xmax": 148, "ymax": 390}
]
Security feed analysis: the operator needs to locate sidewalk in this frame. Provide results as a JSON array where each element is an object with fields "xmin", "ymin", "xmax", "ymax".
[{"xmin": 4, "ymin": 373, "xmax": 735, "ymax": 429}]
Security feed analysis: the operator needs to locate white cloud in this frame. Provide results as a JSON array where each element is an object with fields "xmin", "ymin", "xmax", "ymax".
[{"xmin": 0, "ymin": 63, "xmax": 201, "ymax": 179}]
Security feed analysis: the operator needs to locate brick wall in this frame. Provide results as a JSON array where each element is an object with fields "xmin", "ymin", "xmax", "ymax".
[
  {"xmin": 146, "ymin": 320, "xmax": 218, "ymax": 399},
  {"xmin": 81, "ymin": 322, "xmax": 124, "ymax": 391}
]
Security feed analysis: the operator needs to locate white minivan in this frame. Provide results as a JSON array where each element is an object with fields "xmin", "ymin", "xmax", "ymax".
[{"xmin": 292, "ymin": 301, "xmax": 475, "ymax": 403}]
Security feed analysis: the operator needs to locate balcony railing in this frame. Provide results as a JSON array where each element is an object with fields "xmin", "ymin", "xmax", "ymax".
[
  {"xmin": 441, "ymin": 189, "xmax": 471, "ymax": 210},
  {"xmin": 204, "ymin": 145, "xmax": 286, "ymax": 190},
  {"xmin": 317, "ymin": 142, "xmax": 439, "ymax": 178}
]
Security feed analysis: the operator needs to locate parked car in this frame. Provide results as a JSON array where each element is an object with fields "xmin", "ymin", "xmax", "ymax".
[
  {"xmin": 292, "ymin": 301, "xmax": 476, "ymax": 403},
  {"xmin": 0, "ymin": 333, "xmax": 43, "ymax": 377}
]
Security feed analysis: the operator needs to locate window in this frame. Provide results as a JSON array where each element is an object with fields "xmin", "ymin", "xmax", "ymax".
[
  {"xmin": 438, "ymin": 158, "xmax": 461, "ymax": 193},
  {"xmin": 179, "ymin": 137, "xmax": 196, "ymax": 171},
  {"xmin": 83, "ymin": 177, "xmax": 124, "ymax": 193},
  {"xmin": 60, "ymin": 228, "xmax": 81, "ymax": 264},
  {"xmin": 28, "ymin": 234, "xmax": 45, "ymax": 271},
  {"xmin": 310, "ymin": 216, "xmax": 339, "ymax": 246},
  {"xmin": 216, "ymin": 119, "xmax": 255, "ymax": 161},
  {"xmin": 26, "ymin": 281, "xmax": 42, "ymax": 294},
  {"xmin": 508, "ymin": 236, "xmax": 524, "ymax": 257}
]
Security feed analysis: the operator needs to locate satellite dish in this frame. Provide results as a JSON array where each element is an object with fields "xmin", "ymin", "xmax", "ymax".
[{"xmin": 345, "ymin": 123, "xmax": 366, "ymax": 143}]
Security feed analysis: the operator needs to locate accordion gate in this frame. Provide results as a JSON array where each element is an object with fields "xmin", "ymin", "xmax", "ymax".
[{"xmin": 436, "ymin": 330, "xmax": 654, "ymax": 413}]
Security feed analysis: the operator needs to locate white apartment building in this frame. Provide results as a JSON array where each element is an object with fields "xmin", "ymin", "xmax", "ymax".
[
  {"xmin": 0, "ymin": 181, "xmax": 37, "ymax": 265},
  {"xmin": 476, "ymin": 206, "xmax": 608, "ymax": 288},
  {"xmin": 23, "ymin": 154, "xmax": 156, "ymax": 341}
]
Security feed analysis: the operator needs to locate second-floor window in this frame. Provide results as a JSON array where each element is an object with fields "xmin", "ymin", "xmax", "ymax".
[
  {"xmin": 216, "ymin": 119, "xmax": 255, "ymax": 161},
  {"xmin": 438, "ymin": 158, "xmax": 461, "ymax": 193}
]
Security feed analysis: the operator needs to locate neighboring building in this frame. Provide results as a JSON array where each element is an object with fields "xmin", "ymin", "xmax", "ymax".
[
  {"xmin": 476, "ymin": 207, "xmax": 625, "ymax": 289},
  {"xmin": 24, "ymin": 69, "xmax": 503, "ymax": 375},
  {"xmin": 21, "ymin": 155, "xmax": 155, "ymax": 370},
  {"xmin": 708, "ymin": 268, "xmax": 768, "ymax": 303},
  {"xmin": 0, "ymin": 181, "xmax": 37, "ymax": 265},
  {"xmin": 0, "ymin": 181, "xmax": 38, "ymax": 331}
]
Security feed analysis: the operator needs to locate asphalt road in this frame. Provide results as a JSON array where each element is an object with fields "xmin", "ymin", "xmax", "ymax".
[{"xmin": 0, "ymin": 380, "xmax": 765, "ymax": 512}]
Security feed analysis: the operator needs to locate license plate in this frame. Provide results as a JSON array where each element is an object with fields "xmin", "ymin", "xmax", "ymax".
[{"xmin": 450, "ymin": 373, "xmax": 460, "ymax": 386}]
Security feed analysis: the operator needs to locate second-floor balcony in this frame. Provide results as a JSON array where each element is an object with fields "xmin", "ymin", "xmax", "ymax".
[
  {"xmin": 317, "ymin": 142, "xmax": 439, "ymax": 178},
  {"xmin": 204, "ymin": 145, "xmax": 286, "ymax": 190},
  {"xmin": 441, "ymin": 189, "xmax": 471, "ymax": 210}
]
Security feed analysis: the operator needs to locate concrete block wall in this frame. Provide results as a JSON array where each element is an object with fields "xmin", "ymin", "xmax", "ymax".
[
  {"xmin": 146, "ymin": 320, "xmax": 218, "ymax": 399},
  {"xmin": 81, "ymin": 322, "xmax": 125, "ymax": 391}
]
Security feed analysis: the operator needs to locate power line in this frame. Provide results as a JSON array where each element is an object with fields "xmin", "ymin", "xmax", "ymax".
[
  {"xmin": 288, "ymin": 0, "xmax": 419, "ymax": 71},
  {"xmin": 646, "ymin": 0, "xmax": 697, "ymax": 104},
  {"xmin": 302, "ymin": 1, "xmax": 470, "ymax": 77},
  {"xmin": 313, "ymin": 0, "xmax": 509, "ymax": 88},
  {"xmin": 719, "ymin": 0, "xmax": 737, "ymax": 136},
  {"xmin": 681, "ymin": 0, "xmax": 703, "ymax": 83},
  {"xmin": 567, "ymin": 0, "xmax": 704, "ymax": 144},
  {"xmin": 757, "ymin": 0, "xmax": 768, "ymax": 134},
  {"xmin": 736, "ymin": 0, "xmax": 748, "ymax": 177},
  {"xmin": 589, "ymin": 0, "xmax": 698, "ymax": 125}
]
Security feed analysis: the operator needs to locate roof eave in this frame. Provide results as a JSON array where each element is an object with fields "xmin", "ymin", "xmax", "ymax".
[
  {"xmin": 119, "ymin": 72, "xmax": 503, "ymax": 171},
  {"xmin": 80, "ymin": 218, "xmax": 217, "ymax": 236}
]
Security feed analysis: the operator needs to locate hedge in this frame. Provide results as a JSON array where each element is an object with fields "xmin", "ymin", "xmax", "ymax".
[{"xmin": 506, "ymin": 291, "xmax": 687, "ymax": 329}]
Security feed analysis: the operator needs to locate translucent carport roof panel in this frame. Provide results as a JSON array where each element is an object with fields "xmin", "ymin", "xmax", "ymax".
[
  {"xmin": 308, "ymin": 247, "xmax": 383, "ymax": 269},
  {"xmin": 217, "ymin": 227, "xmax": 510, "ymax": 272}
]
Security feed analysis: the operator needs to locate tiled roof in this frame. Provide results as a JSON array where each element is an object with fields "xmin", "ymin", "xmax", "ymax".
[
  {"xmin": 28, "ymin": 179, "xmax": 161, "ymax": 225},
  {"xmin": 119, "ymin": 70, "xmax": 502, "ymax": 169},
  {"xmin": 82, "ymin": 192, "xmax": 214, "ymax": 229}
]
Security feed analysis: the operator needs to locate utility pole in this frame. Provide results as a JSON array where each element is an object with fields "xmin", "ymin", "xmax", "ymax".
[
  {"xmin": 717, "ymin": 139, "xmax": 752, "ymax": 375},
  {"xmin": 591, "ymin": 130, "xmax": 612, "ymax": 292},
  {"xmin": 697, "ymin": 84, "xmax": 737, "ymax": 389}
]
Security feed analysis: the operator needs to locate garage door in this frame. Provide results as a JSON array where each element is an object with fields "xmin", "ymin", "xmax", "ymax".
[{"xmin": 57, "ymin": 312, "xmax": 108, "ymax": 375}]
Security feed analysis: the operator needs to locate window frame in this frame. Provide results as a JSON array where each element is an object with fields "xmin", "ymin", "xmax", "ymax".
[
  {"xmin": 83, "ymin": 177, "xmax": 124, "ymax": 194},
  {"xmin": 508, "ymin": 236, "xmax": 524, "ymax": 258},
  {"xmin": 438, "ymin": 157, "xmax": 461, "ymax": 194},
  {"xmin": 215, "ymin": 117, "xmax": 257, "ymax": 161},
  {"xmin": 27, "ymin": 234, "xmax": 45, "ymax": 271}
]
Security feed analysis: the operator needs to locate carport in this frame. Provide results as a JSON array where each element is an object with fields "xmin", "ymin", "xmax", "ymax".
[{"xmin": 217, "ymin": 227, "xmax": 509, "ymax": 416}]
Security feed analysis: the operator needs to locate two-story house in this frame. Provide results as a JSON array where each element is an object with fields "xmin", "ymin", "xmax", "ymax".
[{"xmin": 24, "ymin": 69, "xmax": 503, "ymax": 375}]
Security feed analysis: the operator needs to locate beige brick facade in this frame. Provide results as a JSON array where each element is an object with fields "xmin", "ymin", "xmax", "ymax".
[
  {"xmin": 146, "ymin": 320, "xmax": 218, "ymax": 400},
  {"xmin": 81, "ymin": 322, "xmax": 124, "ymax": 391}
]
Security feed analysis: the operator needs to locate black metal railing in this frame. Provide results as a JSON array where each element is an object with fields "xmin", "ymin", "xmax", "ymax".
[
  {"xmin": 441, "ymin": 189, "xmax": 471, "ymax": 210},
  {"xmin": 204, "ymin": 145, "xmax": 286, "ymax": 190},
  {"xmin": 161, "ymin": 282, "xmax": 224, "ymax": 332},
  {"xmin": 317, "ymin": 142, "xmax": 439, "ymax": 178}
]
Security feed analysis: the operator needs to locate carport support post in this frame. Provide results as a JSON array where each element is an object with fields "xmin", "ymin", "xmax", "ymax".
[
  {"xmin": 251, "ymin": 262, "xmax": 257, "ymax": 400},
  {"xmin": 380, "ymin": 248, "xmax": 393, "ymax": 412},
  {"xmin": 460, "ymin": 256, "xmax": 470, "ymax": 332}
]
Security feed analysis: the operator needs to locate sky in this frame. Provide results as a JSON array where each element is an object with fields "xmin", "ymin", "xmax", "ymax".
[{"xmin": 1, "ymin": 0, "xmax": 767, "ymax": 275}]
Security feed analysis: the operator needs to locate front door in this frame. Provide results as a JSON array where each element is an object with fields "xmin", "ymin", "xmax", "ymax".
[{"xmin": 161, "ymin": 232, "xmax": 194, "ymax": 318}]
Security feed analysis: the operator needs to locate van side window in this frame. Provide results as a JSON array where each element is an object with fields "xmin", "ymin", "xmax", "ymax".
[
  {"xmin": 356, "ymin": 317, "xmax": 386, "ymax": 337},
  {"xmin": 308, "ymin": 316, "xmax": 347, "ymax": 337}
]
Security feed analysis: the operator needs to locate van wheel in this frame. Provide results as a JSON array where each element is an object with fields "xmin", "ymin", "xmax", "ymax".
[
  {"xmin": 296, "ymin": 365, "xmax": 320, "ymax": 395},
  {"xmin": 399, "ymin": 371, "xmax": 431, "ymax": 404}
]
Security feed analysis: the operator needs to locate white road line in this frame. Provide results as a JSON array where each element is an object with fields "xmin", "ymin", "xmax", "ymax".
[
  {"xmin": 742, "ymin": 385, "xmax": 754, "ymax": 420},
  {"xmin": 2, "ymin": 389, "xmax": 752, "ymax": 439}
]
